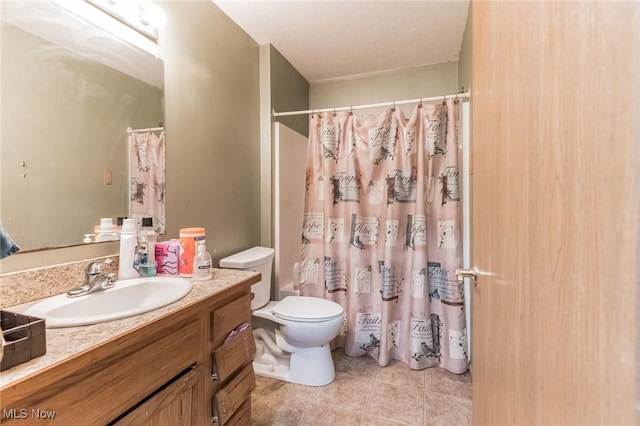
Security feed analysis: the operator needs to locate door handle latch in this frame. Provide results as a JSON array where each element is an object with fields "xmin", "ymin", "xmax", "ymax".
[{"xmin": 455, "ymin": 268, "xmax": 479, "ymax": 286}]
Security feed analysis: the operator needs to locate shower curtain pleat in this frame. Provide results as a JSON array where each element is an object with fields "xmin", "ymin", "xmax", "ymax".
[{"xmin": 300, "ymin": 100, "xmax": 467, "ymax": 374}]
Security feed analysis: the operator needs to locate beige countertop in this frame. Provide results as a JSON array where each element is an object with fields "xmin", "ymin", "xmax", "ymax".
[{"xmin": 0, "ymin": 268, "xmax": 259, "ymax": 389}]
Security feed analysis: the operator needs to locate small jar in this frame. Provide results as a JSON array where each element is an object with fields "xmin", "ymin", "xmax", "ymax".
[{"xmin": 179, "ymin": 227, "xmax": 206, "ymax": 277}]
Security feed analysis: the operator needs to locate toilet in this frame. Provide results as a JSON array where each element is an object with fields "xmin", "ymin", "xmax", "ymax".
[{"xmin": 219, "ymin": 246, "xmax": 343, "ymax": 386}]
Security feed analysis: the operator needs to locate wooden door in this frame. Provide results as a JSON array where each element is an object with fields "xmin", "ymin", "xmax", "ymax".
[{"xmin": 471, "ymin": 2, "xmax": 638, "ymax": 424}]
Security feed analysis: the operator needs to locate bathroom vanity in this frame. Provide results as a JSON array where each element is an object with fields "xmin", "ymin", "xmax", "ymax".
[{"xmin": 0, "ymin": 269, "xmax": 259, "ymax": 425}]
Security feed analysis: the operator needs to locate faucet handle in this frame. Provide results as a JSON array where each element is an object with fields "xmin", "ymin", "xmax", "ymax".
[
  {"xmin": 86, "ymin": 258, "xmax": 113, "ymax": 275},
  {"xmin": 103, "ymin": 273, "xmax": 116, "ymax": 289}
]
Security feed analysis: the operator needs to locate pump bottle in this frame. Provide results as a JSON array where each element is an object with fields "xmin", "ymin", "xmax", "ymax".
[{"xmin": 192, "ymin": 241, "xmax": 213, "ymax": 281}]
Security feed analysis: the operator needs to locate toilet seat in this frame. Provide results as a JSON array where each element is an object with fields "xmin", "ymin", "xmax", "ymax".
[{"xmin": 272, "ymin": 296, "xmax": 343, "ymax": 323}]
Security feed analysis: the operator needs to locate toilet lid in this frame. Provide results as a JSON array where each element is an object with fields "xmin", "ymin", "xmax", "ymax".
[{"xmin": 272, "ymin": 296, "xmax": 343, "ymax": 322}]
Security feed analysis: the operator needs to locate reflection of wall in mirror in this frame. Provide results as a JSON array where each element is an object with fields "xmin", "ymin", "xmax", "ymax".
[{"xmin": 0, "ymin": 23, "xmax": 164, "ymax": 251}]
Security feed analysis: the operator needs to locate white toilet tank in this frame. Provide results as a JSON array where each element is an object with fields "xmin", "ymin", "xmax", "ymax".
[{"xmin": 219, "ymin": 246, "xmax": 274, "ymax": 310}]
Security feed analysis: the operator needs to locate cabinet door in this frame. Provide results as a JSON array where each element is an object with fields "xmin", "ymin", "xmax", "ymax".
[{"xmin": 115, "ymin": 366, "xmax": 202, "ymax": 426}]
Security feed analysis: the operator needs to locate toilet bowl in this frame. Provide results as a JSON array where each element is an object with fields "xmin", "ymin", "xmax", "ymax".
[{"xmin": 219, "ymin": 247, "xmax": 344, "ymax": 386}]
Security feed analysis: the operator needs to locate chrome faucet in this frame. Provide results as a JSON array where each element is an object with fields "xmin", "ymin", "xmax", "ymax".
[{"xmin": 67, "ymin": 259, "xmax": 116, "ymax": 297}]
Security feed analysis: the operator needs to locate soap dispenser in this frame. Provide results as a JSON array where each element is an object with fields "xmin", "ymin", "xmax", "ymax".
[{"xmin": 192, "ymin": 241, "xmax": 213, "ymax": 281}]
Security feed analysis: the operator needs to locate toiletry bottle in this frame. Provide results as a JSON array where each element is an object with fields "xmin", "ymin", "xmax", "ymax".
[
  {"xmin": 192, "ymin": 241, "xmax": 213, "ymax": 281},
  {"xmin": 179, "ymin": 227, "xmax": 206, "ymax": 277},
  {"xmin": 118, "ymin": 219, "xmax": 139, "ymax": 280},
  {"xmin": 146, "ymin": 229, "xmax": 157, "ymax": 275},
  {"xmin": 138, "ymin": 230, "xmax": 157, "ymax": 277},
  {"xmin": 95, "ymin": 218, "xmax": 118, "ymax": 242},
  {"xmin": 137, "ymin": 232, "xmax": 148, "ymax": 274}
]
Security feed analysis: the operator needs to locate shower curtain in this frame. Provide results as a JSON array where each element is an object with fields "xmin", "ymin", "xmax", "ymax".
[
  {"xmin": 300, "ymin": 100, "xmax": 467, "ymax": 374},
  {"xmin": 129, "ymin": 130, "xmax": 166, "ymax": 234}
]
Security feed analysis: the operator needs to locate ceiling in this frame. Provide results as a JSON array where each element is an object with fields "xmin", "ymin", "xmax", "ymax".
[{"xmin": 214, "ymin": 1, "xmax": 470, "ymax": 83}]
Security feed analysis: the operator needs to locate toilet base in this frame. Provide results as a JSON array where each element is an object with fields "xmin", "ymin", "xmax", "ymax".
[
  {"xmin": 253, "ymin": 341, "xmax": 336, "ymax": 387},
  {"xmin": 291, "ymin": 345, "xmax": 335, "ymax": 386}
]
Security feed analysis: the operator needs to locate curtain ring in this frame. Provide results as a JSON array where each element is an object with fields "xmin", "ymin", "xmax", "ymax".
[
  {"xmin": 418, "ymin": 97, "xmax": 423, "ymax": 108},
  {"xmin": 391, "ymin": 101, "xmax": 396, "ymax": 112},
  {"xmin": 332, "ymin": 107, "xmax": 336, "ymax": 117},
  {"xmin": 442, "ymin": 95, "xmax": 447, "ymax": 105},
  {"xmin": 349, "ymin": 106, "xmax": 353, "ymax": 116}
]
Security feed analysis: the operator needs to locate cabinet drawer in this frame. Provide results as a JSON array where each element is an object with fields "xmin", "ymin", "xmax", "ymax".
[
  {"xmin": 211, "ymin": 293, "xmax": 252, "ymax": 349},
  {"xmin": 212, "ymin": 325, "xmax": 256, "ymax": 383},
  {"xmin": 212, "ymin": 364, "xmax": 255, "ymax": 425}
]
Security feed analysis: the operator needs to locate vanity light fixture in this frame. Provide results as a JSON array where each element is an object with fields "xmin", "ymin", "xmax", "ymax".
[
  {"xmin": 49, "ymin": 0, "xmax": 162, "ymax": 57},
  {"xmin": 83, "ymin": 0, "xmax": 166, "ymax": 41}
]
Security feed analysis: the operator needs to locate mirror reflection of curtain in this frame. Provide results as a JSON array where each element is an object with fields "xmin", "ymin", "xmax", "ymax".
[
  {"xmin": 129, "ymin": 130, "xmax": 166, "ymax": 233},
  {"xmin": 301, "ymin": 100, "xmax": 467, "ymax": 374}
]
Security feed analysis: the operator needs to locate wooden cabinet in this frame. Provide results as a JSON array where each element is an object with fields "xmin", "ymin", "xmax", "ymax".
[
  {"xmin": 0, "ymin": 277, "xmax": 258, "ymax": 426},
  {"xmin": 208, "ymin": 293, "xmax": 256, "ymax": 425}
]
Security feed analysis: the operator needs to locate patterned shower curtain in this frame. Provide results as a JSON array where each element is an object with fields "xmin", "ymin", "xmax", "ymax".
[
  {"xmin": 300, "ymin": 100, "xmax": 467, "ymax": 374},
  {"xmin": 129, "ymin": 130, "xmax": 166, "ymax": 234}
]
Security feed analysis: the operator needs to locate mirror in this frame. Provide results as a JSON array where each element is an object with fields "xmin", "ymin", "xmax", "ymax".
[{"xmin": 1, "ymin": 1, "xmax": 164, "ymax": 252}]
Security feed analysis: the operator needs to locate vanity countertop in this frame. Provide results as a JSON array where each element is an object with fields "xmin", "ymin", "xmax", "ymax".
[{"xmin": 0, "ymin": 269, "xmax": 260, "ymax": 389}]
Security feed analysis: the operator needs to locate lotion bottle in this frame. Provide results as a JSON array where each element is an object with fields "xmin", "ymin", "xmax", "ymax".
[{"xmin": 118, "ymin": 219, "xmax": 139, "ymax": 280}]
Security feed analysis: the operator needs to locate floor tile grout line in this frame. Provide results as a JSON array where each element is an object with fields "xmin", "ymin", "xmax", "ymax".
[
  {"xmin": 424, "ymin": 388, "xmax": 472, "ymax": 402},
  {"xmin": 296, "ymin": 399, "xmax": 315, "ymax": 426},
  {"xmin": 359, "ymin": 364, "xmax": 381, "ymax": 424},
  {"xmin": 362, "ymin": 413, "xmax": 416, "ymax": 426}
]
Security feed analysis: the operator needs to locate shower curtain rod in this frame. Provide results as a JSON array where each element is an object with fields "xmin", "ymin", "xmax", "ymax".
[
  {"xmin": 127, "ymin": 126, "xmax": 164, "ymax": 134},
  {"xmin": 273, "ymin": 92, "xmax": 470, "ymax": 117}
]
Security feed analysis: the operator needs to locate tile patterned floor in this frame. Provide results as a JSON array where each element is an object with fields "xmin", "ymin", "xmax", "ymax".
[{"xmin": 251, "ymin": 349, "xmax": 472, "ymax": 426}]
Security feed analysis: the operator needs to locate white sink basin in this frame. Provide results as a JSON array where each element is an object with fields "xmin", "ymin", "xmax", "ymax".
[{"xmin": 23, "ymin": 277, "xmax": 192, "ymax": 328}]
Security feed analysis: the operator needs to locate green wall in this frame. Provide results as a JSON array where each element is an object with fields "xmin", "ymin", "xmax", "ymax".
[
  {"xmin": 160, "ymin": 1, "xmax": 261, "ymax": 262},
  {"xmin": 310, "ymin": 62, "xmax": 459, "ymax": 112},
  {"xmin": 270, "ymin": 45, "xmax": 309, "ymax": 137}
]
